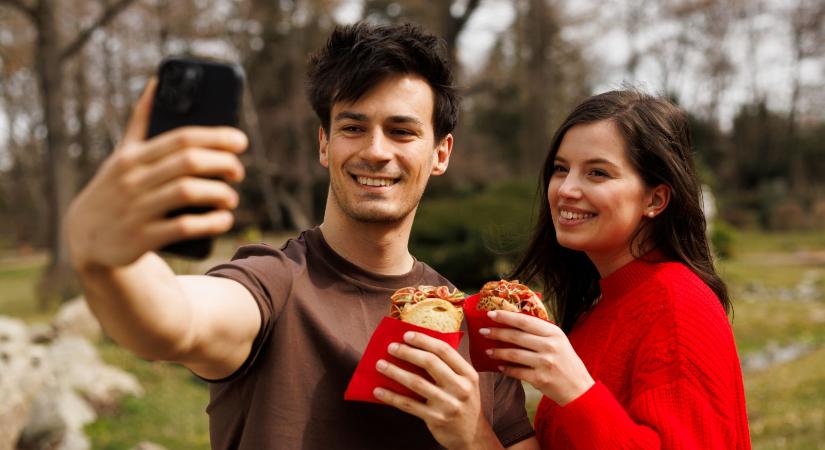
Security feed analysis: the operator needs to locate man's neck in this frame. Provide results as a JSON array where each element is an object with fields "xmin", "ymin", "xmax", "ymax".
[{"xmin": 319, "ymin": 214, "xmax": 416, "ymax": 276}]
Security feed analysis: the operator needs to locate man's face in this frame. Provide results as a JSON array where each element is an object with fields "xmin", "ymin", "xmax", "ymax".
[{"xmin": 319, "ymin": 74, "xmax": 452, "ymax": 223}]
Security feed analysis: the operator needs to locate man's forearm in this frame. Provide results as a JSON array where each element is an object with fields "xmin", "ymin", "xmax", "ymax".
[{"xmin": 77, "ymin": 252, "xmax": 195, "ymax": 361}]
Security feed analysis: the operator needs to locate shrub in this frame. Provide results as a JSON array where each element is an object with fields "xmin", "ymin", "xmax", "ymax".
[
  {"xmin": 711, "ymin": 220, "xmax": 737, "ymax": 259},
  {"xmin": 411, "ymin": 180, "xmax": 539, "ymax": 290}
]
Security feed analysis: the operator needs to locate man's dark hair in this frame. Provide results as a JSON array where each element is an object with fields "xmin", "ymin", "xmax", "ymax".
[{"xmin": 307, "ymin": 22, "xmax": 458, "ymax": 142}]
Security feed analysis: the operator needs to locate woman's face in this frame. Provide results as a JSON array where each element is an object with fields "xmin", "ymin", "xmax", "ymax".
[{"xmin": 548, "ymin": 120, "xmax": 660, "ymax": 274}]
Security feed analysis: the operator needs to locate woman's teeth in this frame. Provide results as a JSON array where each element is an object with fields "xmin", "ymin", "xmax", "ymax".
[{"xmin": 561, "ymin": 210, "xmax": 595, "ymax": 220}]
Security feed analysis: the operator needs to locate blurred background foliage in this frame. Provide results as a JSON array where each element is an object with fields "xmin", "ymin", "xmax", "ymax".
[{"xmin": 1, "ymin": 0, "xmax": 823, "ymax": 301}]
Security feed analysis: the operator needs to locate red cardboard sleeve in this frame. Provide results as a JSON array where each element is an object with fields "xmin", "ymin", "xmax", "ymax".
[
  {"xmin": 344, "ymin": 316, "xmax": 463, "ymax": 404},
  {"xmin": 464, "ymin": 293, "xmax": 548, "ymax": 372}
]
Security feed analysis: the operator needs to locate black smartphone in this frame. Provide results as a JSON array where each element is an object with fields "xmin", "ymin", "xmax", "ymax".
[{"xmin": 146, "ymin": 57, "xmax": 244, "ymax": 259}]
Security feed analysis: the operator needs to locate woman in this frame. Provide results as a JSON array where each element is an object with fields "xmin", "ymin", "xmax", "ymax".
[{"xmin": 481, "ymin": 90, "xmax": 751, "ymax": 448}]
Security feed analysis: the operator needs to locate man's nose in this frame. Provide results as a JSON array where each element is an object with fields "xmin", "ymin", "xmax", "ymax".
[{"xmin": 362, "ymin": 130, "xmax": 392, "ymax": 161}]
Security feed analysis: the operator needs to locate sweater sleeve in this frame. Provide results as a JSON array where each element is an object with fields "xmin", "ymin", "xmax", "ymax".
[{"xmin": 554, "ymin": 379, "xmax": 740, "ymax": 449}]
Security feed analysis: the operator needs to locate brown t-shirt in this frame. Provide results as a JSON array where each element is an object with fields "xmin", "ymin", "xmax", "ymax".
[{"xmin": 206, "ymin": 228, "xmax": 534, "ymax": 449}]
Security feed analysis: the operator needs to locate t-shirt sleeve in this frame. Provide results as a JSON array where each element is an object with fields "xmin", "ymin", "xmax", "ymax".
[
  {"xmin": 492, "ymin": 374, "xmax": 536, "ymax": 447},
  {"xmin": 205, "ymin": 244, "xmax": 294, "ymax": 381}
]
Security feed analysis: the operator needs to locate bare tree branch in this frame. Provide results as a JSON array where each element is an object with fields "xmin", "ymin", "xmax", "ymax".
[
  {"xmin": 59, "ymin": 0, "xmax": 139, "ymax": 63},
  {"xmin": 0, "ymin": 0, "xmax": 36, "ymax": 21},
  {"xmin": 450, "ymin": 0, "xmax": 481, "ymax": 42}
]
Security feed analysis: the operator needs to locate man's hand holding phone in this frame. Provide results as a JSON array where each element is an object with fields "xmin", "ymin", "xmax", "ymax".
[{"xmin": 65, "ymin": 78, "xmax": 248, "ymax": 272}]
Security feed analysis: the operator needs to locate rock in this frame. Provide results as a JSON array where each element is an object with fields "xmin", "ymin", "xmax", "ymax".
[
  {"xmin": 0, "ymin": 316, "xmax": 143, "ymax": 450},
  {"xmin": 47, "ymin": 336, "xmax": 143, "ymax": 411},
  {"xmin": 18, "ymin": 385, "xmax": 96, "ymax": 450},
  {"xmin": 52, "ymin": 297, "xmax": 102, "ymax": 342},
  {"xmin": 131, "ymin": 441, "xmax": 169, "ymax": 450},
  {"xmin": 0, "ymin": 318, "xmax": 49, "ymax": 450}
]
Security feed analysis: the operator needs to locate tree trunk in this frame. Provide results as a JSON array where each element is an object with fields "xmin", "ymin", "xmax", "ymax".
[{"xmin": 36, "ymin": 0, "xmax": 79, "ymax": 306}]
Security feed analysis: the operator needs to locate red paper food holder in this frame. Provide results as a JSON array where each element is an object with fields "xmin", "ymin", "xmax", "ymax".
[
  {"xmin": 344, "ymin": 316, "xmax": 463, "ymax": 404},
  {"xmin": 464, "ymin": 293, "xmax": 547, "ymax": 372}
]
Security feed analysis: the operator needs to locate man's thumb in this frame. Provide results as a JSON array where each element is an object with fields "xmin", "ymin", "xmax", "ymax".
[{"xmin": 122, "ymin": 78, "xmax": 157, "ymax": 145}]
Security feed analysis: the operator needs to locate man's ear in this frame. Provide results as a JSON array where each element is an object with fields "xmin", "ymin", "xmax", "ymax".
[
  {"xmin": 431, "ymin": 133, "xmax": 453, "ymax": 176},
  {"xmin": 319, "ymin": 126, "xmax": 329, "ymax": 168},
  {"xmin": 645, "ymin": 184, "xmax": 671, "ymax": 218}
]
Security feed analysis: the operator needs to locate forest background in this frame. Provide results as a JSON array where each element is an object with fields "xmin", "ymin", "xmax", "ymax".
[{"xmin": 1, "ymin": 0, "xmax": 824, "ymax": 448}]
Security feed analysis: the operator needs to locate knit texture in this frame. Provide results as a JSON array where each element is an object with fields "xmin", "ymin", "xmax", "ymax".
[{"xmin": 534, "ymin": 257, "xmax": 751, "ymax": 449}]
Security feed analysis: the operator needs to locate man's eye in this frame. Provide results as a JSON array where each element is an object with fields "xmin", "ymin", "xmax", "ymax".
[
  {"xmin": 391, "ymin": 129, "xmax": 414, "ymax": 136},
  {"xmin": 342, "ymin": 126, "xmax": 362, "ymax": 133}
]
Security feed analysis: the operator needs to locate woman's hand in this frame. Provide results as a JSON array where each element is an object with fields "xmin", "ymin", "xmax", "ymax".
[
  {"xmin": 373, "ymin": 331, "xmax": 501, "ymax": 450},
  {"xmin": 483, "ymin": 310, "xmax": 594, "ymax": 406}
]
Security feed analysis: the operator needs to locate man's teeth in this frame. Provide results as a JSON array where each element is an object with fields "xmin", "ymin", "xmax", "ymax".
[
  {"xmin": 357, "ymin": 176, "xmax": 396, "ymax": 187},
  {"xmin": 561, "ymin": 210, "xmax": 595, "ymax": 220}
]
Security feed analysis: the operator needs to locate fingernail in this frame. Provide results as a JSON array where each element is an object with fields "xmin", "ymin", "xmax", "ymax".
[
  {"xmin": 388, "ymin": 343, "xmax": 399, "ymax": 353},
  {"xmin": 485, "ymin": 349, "xmax": 493, "ymax": 356},
  {"xmin": 404, "ymin": 331, "xmax": 416, "ymax": 342},
  {"xmin": 376, "ymin": 359, "xmax": 388, "ymax": 371},
  {"xmin": 487, "ymin": 311, "xmax": 497, "ymax": 319},
  {"xmin": 374, "ymin": 388, "xmax": 386, "ymax": 398},
  {"xmin": 479, "ymin": 328, "xmax": 490, "ymax": 335}
]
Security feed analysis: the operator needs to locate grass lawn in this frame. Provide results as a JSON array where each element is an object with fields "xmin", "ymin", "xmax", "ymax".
[{"xmin": 1, "ymin": 229, "xmax": 824, "ymax": 448}]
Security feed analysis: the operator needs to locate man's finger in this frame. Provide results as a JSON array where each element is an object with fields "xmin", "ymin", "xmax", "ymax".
[
  {"xmin": 376, "ymin": 358, "xmax": 447, "ymax": 402},
  {"xmin": 136, "ymin": 126, "xmax": 248, "ymax": 165},
  {"xmin": 122, "ymin": 78, "xmax": 158, "ymax": 145},
  {"xmin": 402, "ymin": 332, "xmax": 476, "ymax": 378}
]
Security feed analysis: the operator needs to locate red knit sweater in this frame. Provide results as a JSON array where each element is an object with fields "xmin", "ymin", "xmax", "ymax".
[{"xmin": 534, "ymin": 257, "xmax": 751, "ymax": 449}]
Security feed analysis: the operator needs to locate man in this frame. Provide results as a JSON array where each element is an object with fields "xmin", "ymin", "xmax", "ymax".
[{"xmin": 65, "ymin": 22, "xmax": 538, "ymax": 449}]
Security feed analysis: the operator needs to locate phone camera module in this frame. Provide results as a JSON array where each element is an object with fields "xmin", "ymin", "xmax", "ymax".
[{"xmin": 158, "ymin": 62, "xmax": 203, "ymax": 114}]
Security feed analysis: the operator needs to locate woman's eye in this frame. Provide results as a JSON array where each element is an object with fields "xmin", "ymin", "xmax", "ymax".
[
  {"xmin": 553, "ymin": 164, "xmax": 568, "ymax": 174},
  {"xmin": 589, "ymin": 169, "xmax": 609, "ymax": 178}
]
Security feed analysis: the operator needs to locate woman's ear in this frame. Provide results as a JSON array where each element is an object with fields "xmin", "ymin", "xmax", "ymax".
[{"xmin": 645, "ymin": 184, "xmax": 670, "ymax": 218}]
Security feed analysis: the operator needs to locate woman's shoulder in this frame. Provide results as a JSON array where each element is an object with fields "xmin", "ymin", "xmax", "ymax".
[{"xmin": 632, "ymin": 261, "xmax": 730, "ymax": 333}]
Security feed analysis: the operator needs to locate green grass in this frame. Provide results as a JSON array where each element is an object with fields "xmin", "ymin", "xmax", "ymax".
[
  {"xmin": 0, "ymin": 256, "xmax": 57, "ymax": 322},
  {"xmin": 746, "ymin": 346, "xmax": 825, "ymax": 450},
  {"xmin": 86, "ymin": 342, "xmax": 211, "ymax": 450}
]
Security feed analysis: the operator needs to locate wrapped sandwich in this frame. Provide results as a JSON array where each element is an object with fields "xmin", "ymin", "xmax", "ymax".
[
  {"xmin": 344, "ymin": 285, "xmax": 465, "ymax": 403},
  {"xmin": 465, "ymin": 280, "xmax": 549, "ymax": 372},
  {"xmin": 390, "ymin": 285, "xmax": 465, "ymax": 332},
  {"xmin": 476, "ymin": 280, "xmax": 548, "ymax": 320}
]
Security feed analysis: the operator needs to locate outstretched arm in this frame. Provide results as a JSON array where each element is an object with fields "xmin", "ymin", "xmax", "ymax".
[{"xmin": 65, "ymin": 80, "xmax": 259, "ymax": 380}]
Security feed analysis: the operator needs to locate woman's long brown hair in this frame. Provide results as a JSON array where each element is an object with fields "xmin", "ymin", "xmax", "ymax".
[{"xmin": 510, "ymin": 90, "xmax": 730, "ymax": 332}]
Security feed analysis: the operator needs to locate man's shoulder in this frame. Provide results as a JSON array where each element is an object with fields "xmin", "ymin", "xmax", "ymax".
[{"xmin": 416, "ymin": 260, "xmax": 456, "ymax": 289}]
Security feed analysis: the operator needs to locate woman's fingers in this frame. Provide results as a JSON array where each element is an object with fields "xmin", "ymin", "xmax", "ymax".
[
  {"xmin": 487, "ymin": 310, "xmax": 558, "ymax": 336},
  {"xmin": 486, "ymin": 346, "xmax": 546, "ymax": 368},
  {"xmin": 481, "ymin": 326, "xmax": 549, "ymax": 352}
]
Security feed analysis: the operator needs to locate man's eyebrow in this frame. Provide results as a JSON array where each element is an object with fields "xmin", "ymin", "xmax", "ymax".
[
  {"xmin": 388, "ymin": 115, "xmax": 424, "ymax": 126},
  {"xmin": 334, "ymin": 111, "xmax": 369, "ymax": 122}
]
